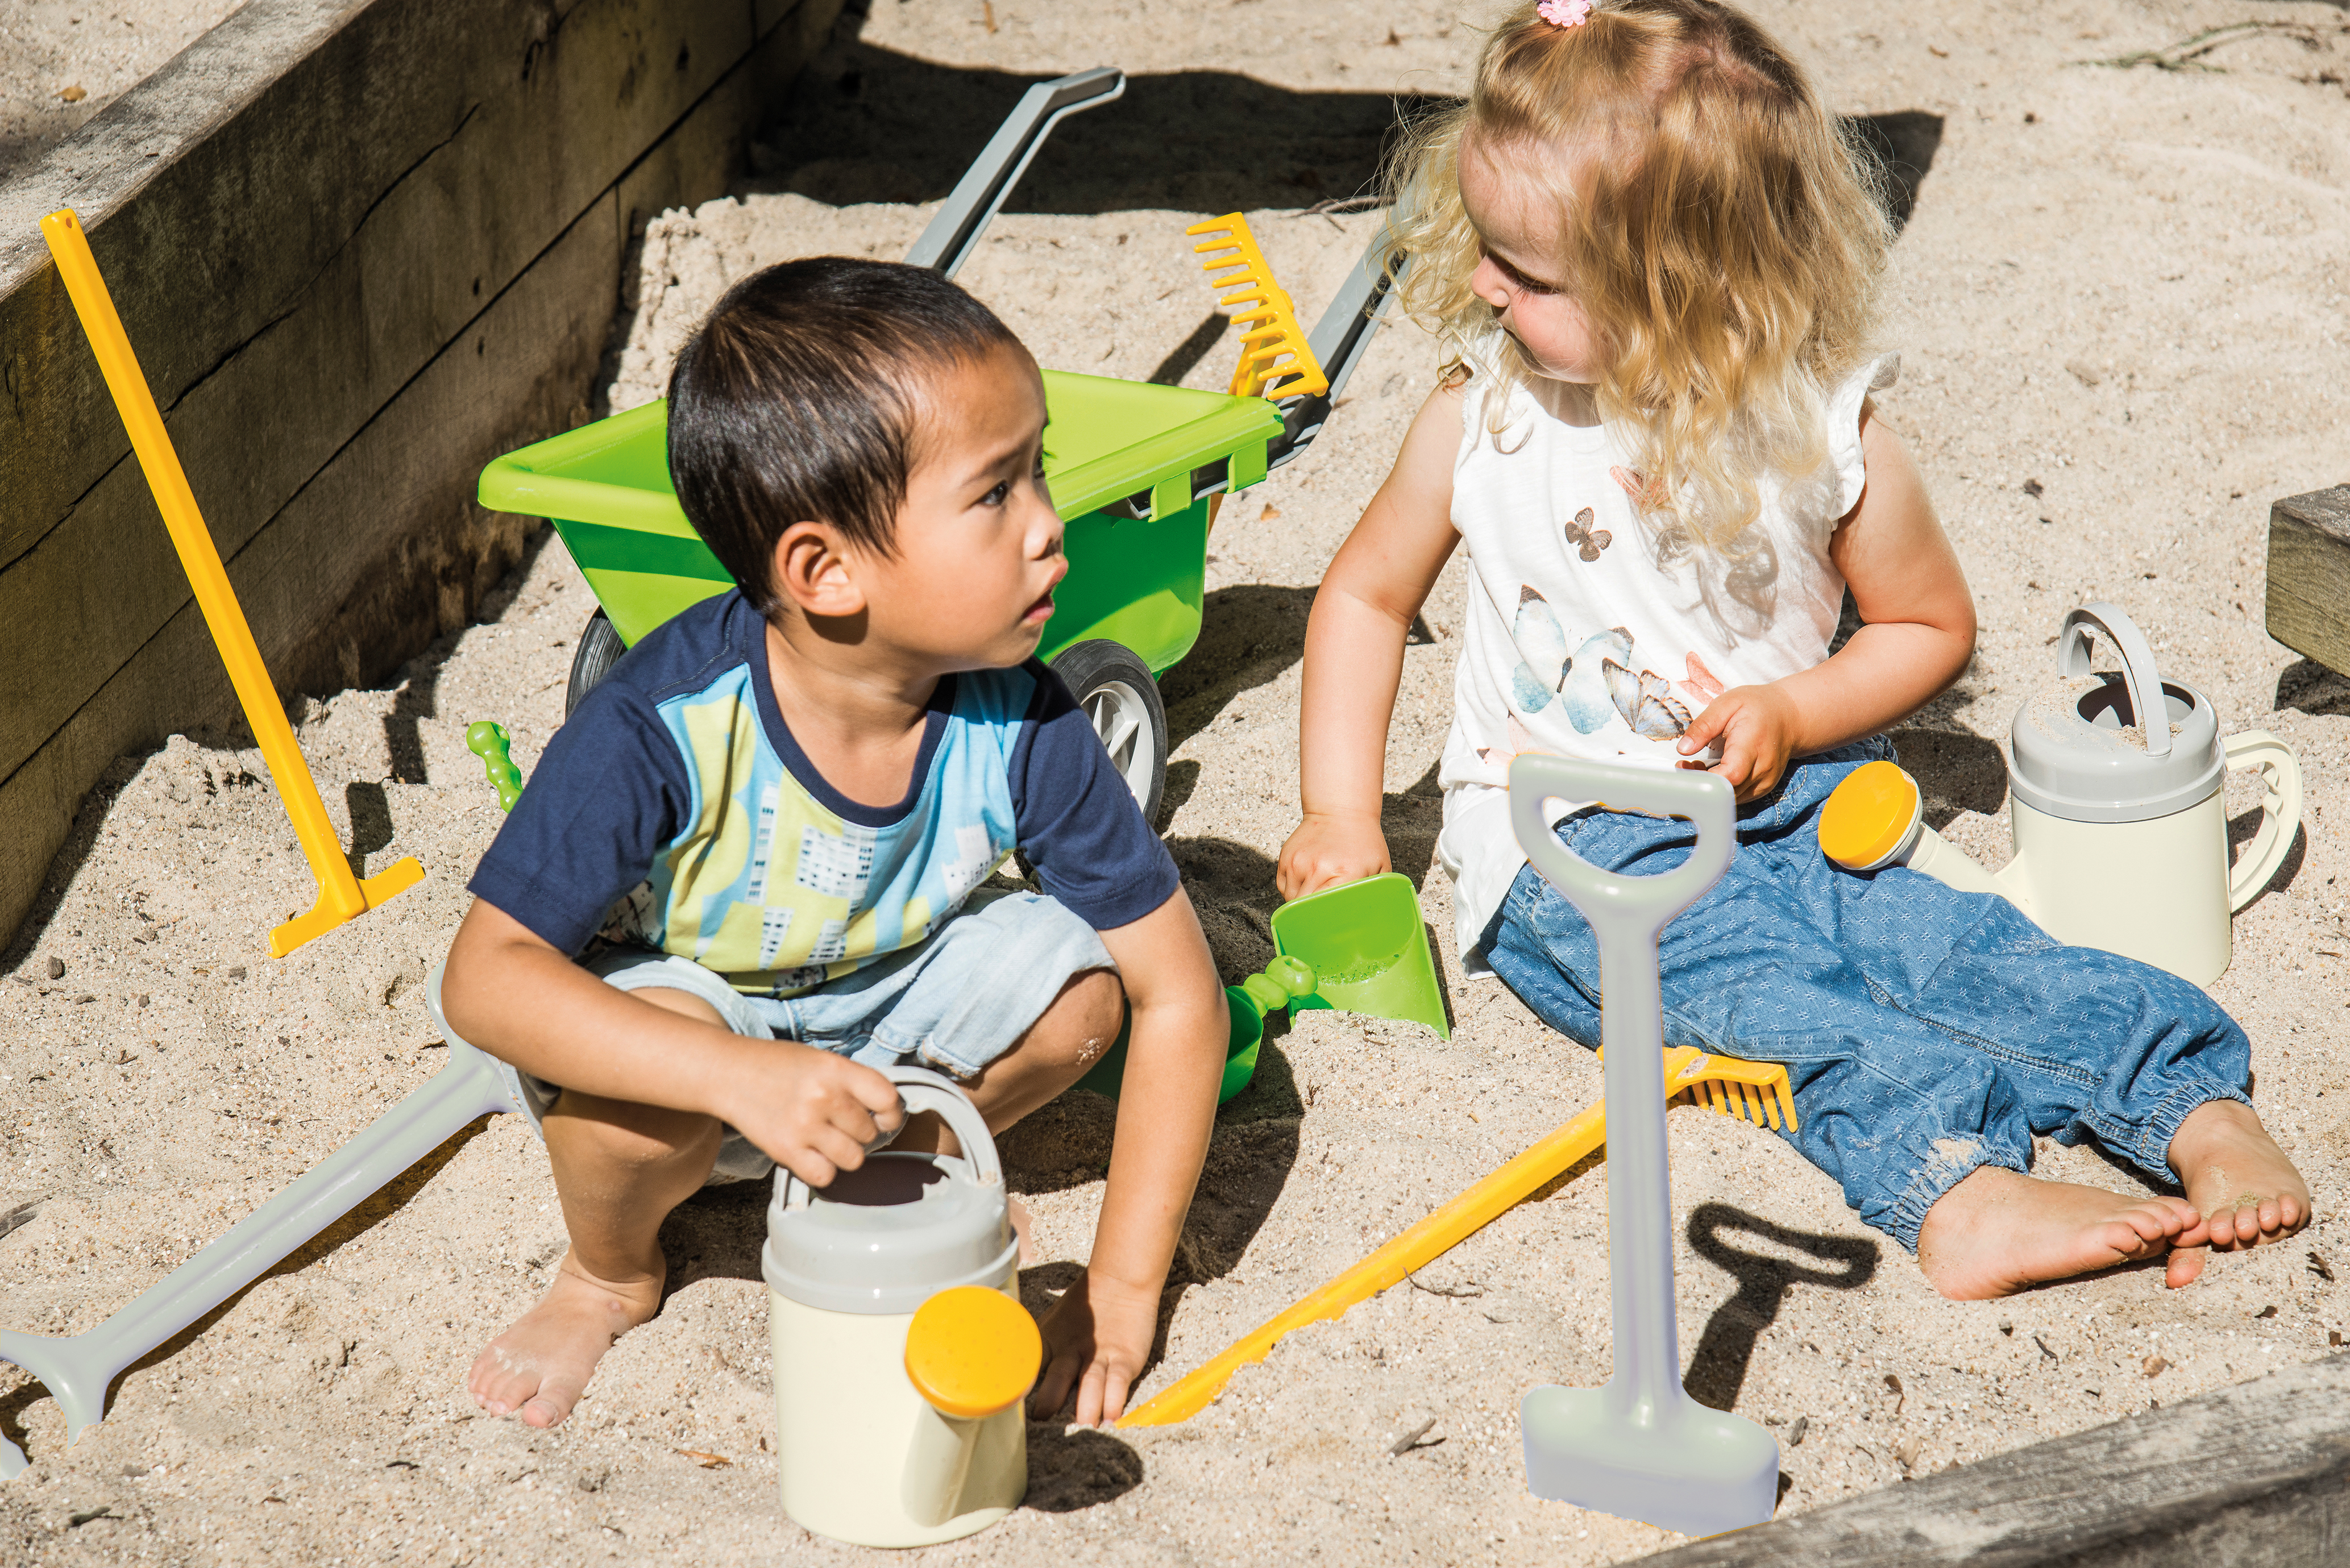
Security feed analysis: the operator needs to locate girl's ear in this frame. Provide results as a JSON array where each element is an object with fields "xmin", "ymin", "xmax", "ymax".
[{"xmin": 770, "ymin": 521, "xmax": 868, "ymax": 620}]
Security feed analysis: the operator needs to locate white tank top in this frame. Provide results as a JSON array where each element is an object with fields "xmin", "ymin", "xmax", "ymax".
[{"xmin": 1436, "ymin": 346, "xmax": 1899, "ymax": 969}]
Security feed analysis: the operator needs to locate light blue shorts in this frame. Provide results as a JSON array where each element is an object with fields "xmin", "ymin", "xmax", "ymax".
[{"xmin": 477, "ymin": 889, "xmax": 1115, "ymax": 1182}]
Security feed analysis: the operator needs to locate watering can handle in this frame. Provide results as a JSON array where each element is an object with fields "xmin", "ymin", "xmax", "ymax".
[
  {"xmin": 782, "ymin": 1066, "xmax": 1003, "ymax": 1213},
  {"xmin": 2057, "ymin": 602, "xmax": 2172, "ymax": 759},
  {"xmin": 883, "ymin": 1066, "xmax": 1004, "ymax": 1186},
  {"xmin": 2224, "ymin": 730, "xmax": 2302, "ymax": 913},
  {"xmin": 1507, "ymin": 756, "xmax": 1736, "ymax": 938}
]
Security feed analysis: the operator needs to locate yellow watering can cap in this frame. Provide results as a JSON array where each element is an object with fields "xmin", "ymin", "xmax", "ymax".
[
  {"xmin": 904, "ymin": 1286, "xmax": 1043, "ymax": 1421},
  {"xmin": 1818, "ymin": 760, "xmax": 1921, "ymax": 871}
]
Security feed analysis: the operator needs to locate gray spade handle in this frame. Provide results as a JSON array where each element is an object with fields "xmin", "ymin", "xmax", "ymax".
[
  {"xmin": 0, "ymin": 1029, "xmax": 519, "ymax": 1478},
  {"xmin": 2056, "ymin": 601, "xmax": 2171, "ymax": 759},
  {"xmin": 902, "ymin": 68, "xmax": 1125, "ymax": 280},
  {"xmin": 1507, "ymin": 755, "xmax": 1734, "ymax": 1417}
]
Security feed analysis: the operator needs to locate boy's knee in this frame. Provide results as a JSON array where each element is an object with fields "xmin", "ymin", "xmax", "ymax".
[
  {"xmin": 546, "ymin": 1091, "xmax": 721, "ymax": 1167},
  {"xmin": 1038, "ymin": 967, "xmax": 1125, "ymax": 1068}
]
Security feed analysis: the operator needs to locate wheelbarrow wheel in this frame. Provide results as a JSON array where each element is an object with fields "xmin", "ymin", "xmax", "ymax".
[
  {"xmin": 1051, "ymin": 639, "xmax": 1168, "ymax": 827},
  {"xmin": 565, "ymin": 608, "xmax": 626, "ymax": 718}
]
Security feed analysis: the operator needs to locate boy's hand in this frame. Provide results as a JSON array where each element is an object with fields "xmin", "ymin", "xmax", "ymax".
[
  {"xmin": 1277, "ymin": 809, "xmax": 1390, "ymax": 901},
  {"xmin": 727, "ymin": 1041, "xmax": 906, "ymax": 1188},
  {"xmin": 1031, "ymin": 1268, "xmax": 1162, "ymax": 1427},
  {"xmin": 1677, "ymin": 683, "xmax": 1800, "ymax": 801}
]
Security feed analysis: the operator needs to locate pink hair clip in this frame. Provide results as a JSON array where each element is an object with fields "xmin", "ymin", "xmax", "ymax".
[{"xmin": 1538, "ymin": 0, "xmax": 1593, "ymax": 25}]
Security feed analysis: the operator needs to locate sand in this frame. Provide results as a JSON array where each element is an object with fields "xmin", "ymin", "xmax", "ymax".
[
  {"xmin": 4, "ymin": 0, "xmax": 2349, "ymax": 1562},
  {"xmin": 0, "ymin": 0, "xmax": 246, "ymax": 181}
]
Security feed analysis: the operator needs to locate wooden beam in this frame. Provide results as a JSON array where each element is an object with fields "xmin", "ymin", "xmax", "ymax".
[
  {"xmin": 2266, "ymin": 485, "xmax": 2350, "ymax": 677},
  {"xmin": 1632, "ymin": 1351, "xmax": 2350, "ymax": 1567}
]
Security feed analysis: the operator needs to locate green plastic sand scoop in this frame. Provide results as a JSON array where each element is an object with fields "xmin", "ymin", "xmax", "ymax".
[
  {"xmin": 1076, "ymin": 873, "xmax": 1450, "ymax": 1106},
  {"xmin": 1270, "ymin": 872, "xmax": 1450, "ymax": 1041}
]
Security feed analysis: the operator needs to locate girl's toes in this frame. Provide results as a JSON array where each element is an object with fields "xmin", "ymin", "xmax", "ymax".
[{"xmin": 2166, "ymin": 1244, "xmax": 2208, "ymax": 1289}]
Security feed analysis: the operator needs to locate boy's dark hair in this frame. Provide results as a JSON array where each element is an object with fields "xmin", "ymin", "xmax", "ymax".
[{"xmin": 666, "ymin": 256, "xmax": 1024, "ymax": 615}]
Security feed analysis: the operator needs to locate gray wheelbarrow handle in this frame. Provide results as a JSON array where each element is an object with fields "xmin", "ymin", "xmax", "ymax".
[
  {"xmin": 0, "ymin": 1036, "xmax": 518, "ymax": 1479},
  {"xmin": 902, "ymin": 66, "xmax": 1126, "ymax": 280},
  {"xmin": 1265, "ymin": 234, "xmax": 1409, "ymax": 473}
]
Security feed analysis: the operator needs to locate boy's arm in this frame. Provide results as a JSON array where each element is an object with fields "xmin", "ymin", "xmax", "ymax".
[
  {"xmin": 441, "ymin": 900, "xmax": 902, "ymax": 1186},
  {"xmin": 1278, "ymin": 382, "xmax": 1464, "ymax": 900},
  {"xmin": 1676, "ymin": 409, "xmax": 1977, "ymax": 799},
  {"xmin": 1029, "ymin": 885, "xmax": 1224, "ymax": 1427}
]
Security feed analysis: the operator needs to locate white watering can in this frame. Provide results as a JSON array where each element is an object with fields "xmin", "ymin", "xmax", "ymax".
[
  {"xmin": 764, "ymin": 1066, "xmax": 1038, "ymax": 1548},
  {"xmin": 1821, "ymin": 602, "xmax": 2302, "ymax": 985}
]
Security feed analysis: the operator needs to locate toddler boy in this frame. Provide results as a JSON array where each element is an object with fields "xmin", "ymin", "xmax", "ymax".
[{"xmin": 439, "ymin": 257, "xmax": 1228, "ymax": 1430}]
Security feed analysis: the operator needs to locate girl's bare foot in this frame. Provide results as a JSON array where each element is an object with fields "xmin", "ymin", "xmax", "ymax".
[
  {"xmin": 2162, "ymin": 1099, "xmax": 2312, "ymax": 1288},
  {"xmin": 1916, "ymin": 1166, "xmax": 2203, "ymax": 1300},
  {"xmin": 468, "ymin": 1250, "xmax": 665, "ymax": 1428}
]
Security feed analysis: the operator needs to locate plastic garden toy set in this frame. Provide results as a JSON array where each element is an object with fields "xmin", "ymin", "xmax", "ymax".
[{"xmin": 19, "ymin": 60, "xmax": 2297, "ymax": 1549}]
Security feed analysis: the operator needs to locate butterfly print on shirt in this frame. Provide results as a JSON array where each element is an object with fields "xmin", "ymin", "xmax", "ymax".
[
  {"xmin": 1602, "ymin": 659, "xmax": 1693, "ymax": 741},
  {"xmin": 1681, "ymin": 651, "xmax": 1725, "ymax": 702},
  {"xmin": 1508, "ymin": 585, "xmax": 1573, "ymax": 714},
  {"xmin": 1563, "ymin": 506, "xmax": 1612, "ymax": 563}
]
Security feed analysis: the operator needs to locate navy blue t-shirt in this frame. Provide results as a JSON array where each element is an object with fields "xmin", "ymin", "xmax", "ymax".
[{"xmin": 470, "ymin": 592, "xmax": 1178, "ymax": 995}]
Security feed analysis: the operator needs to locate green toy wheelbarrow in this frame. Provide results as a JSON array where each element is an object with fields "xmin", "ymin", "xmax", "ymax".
[{"xmin": 475, "ymin": 66, "xmax": 1401, "ymax": 826}]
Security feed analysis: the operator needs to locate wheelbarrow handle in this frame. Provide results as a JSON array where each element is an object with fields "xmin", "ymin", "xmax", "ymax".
[
  {"xmin": 1506, "ymin": 755, "xmax": 1735, "ymax": 946},
  {"xmin": 902, "ymin": 66, "xmax": 1126, "ymax": 279},
  {"xmin": 1266, "ymin": 233, "xmax": 1408, "ymax": 472}
]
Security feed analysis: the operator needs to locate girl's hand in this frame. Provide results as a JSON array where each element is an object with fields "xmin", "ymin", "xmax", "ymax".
[
  {"xmin": 1277, "ymin": 809, "xmax": 1390, "ymax": 901},
  {"xmin": 1676, "ymin": 683, "xmax": 1800, "ymax": 801},
  {"xmin": 1031, "ymin": 1268, "xmax": 1162, "ymax": 1426}
]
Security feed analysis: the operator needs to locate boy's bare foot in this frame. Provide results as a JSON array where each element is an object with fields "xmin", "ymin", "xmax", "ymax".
[
  {"xmin": 1917, "ymin": 1166, "xmax": 2203, "ymax": 1301},
  {"xmin": 468, "ymin": 1251, "xmax": 665, "ymax": 1429},
  {"xmin": 2163, "ymin": 1099, "xmax": 2312, "ymax": 1288}
]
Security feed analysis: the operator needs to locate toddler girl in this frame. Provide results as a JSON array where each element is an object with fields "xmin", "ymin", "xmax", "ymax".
[{"xmin": 1278, "ymin": 0, "xmax": 2308, "ymax": 1296}]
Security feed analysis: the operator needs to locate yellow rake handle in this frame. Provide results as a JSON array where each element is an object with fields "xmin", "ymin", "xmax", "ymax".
[
  {"xmin": 1119, "ymin": 1046, "xmax": 1793, "ymax": 1428},
  {"xmin": 40, "ymin": 209, "xmax": 422, "ymax": 957}
]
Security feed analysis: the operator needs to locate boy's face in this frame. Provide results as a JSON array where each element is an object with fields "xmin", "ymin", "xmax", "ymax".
[
  {"xmin": 854, "ymin": 342, "xmax": 1064, "ymax": 672},
  {"xmin": 1459, "ymin": 134, "xmax": 1604, "ymax": 385}
]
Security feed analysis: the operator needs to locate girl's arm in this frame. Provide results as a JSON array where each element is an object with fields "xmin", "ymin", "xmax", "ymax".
[
  {"xmin": 1676, "ymin": 407, "xmax": 1977, "ymax": 798},
  {"xmin": 1277, "ymin": 383, "xmax": 1467, "ymax": 900}
]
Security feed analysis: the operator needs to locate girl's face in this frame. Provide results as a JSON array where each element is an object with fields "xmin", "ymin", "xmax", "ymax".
[{"xmin": 1459, "ymin": 135, "xmax": 1602, "ymax": 384}]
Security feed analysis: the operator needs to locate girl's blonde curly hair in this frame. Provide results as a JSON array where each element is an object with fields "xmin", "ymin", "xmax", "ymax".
[{"xmin": 1388, "ymin": 0, "xmax": 1891, "ymax": 556}]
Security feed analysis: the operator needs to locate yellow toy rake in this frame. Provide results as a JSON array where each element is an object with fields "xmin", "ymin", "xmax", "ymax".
[
  {"xmin": 1186, "ymin": 213, "xmax": 1330, "ymax": 402},
  {"xmin": 1120, "ymin": 1045, "xmax": 1794, "ymax": 1428},
  {"xmin": 41, "ymin": 209, "xmax": 422, "ymax": 956}
]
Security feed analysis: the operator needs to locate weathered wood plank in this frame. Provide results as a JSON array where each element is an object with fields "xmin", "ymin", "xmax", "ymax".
[
  {"xmin": 0, "ymin": 0, "xmax": 844, "ymax": 947},
  {"xmin": 2266, "ymin": 485, "xmax": 2350, "ymax": 679},
  {"xmin": 1634, "ymin": 1351, "xmax": 2350, "ymax": 1567},
  {"xmin": 0, "ymin": 0, "xmax": 761, "ymax": 784}
]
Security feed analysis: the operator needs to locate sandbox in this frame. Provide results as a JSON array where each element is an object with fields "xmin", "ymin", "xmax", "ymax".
[{"xmin": 2, "ymin": 0, "xmax": 2347, "ymax": 1563}]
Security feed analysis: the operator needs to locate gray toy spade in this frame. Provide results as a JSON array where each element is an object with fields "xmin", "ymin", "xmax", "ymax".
[
  {"xmin": 0, "ymin": 1006, "xmax": 521, "ymax": 1479},
  {"xmin": 1507, "ymin": 754, "xmax": 1778, "ymax": 1537}
]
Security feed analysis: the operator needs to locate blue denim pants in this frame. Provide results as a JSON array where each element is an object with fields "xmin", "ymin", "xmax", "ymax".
[{"xmin": 1480, "ymin": 741, "xmax": 2253, "ymax": 1252}]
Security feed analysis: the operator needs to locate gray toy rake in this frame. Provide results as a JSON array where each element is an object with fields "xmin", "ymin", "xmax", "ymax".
[{"xmin": 1508, "ymin": 754, "xmax": 1779, "ymax": 1537}]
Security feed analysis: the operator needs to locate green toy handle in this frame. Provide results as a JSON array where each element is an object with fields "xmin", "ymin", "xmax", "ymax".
[
  {"xmin": 465, "ymin": 721, "xmax": 524, "ymax": 812},
  {"xmin": 1235, "ymin": 954, "xmax": 1317, "ymax": 1020}
]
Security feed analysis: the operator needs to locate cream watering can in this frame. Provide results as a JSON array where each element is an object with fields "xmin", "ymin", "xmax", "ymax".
[
  {"xmin": 1821, "ymin": 602, "xmax": 2302, "ymax": 986},
  {"xmin": 765, "ymin": 1066, "xmax": 1039, "ymax": 1548}
]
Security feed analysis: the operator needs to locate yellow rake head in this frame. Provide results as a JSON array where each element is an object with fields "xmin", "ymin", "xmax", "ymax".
[
  {"xmin": 1184, "ymin": 212, "xmax": 1330, "ymax": 401},
  {"xmin": 1662, "ymin": 1045, "xmax": 1797, "ymax": 1132}
]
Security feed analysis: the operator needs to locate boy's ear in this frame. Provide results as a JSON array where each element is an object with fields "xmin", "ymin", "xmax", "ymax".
[{"xmin": 770, "ymin": 521, "xmax": 868, "ymax": 619}]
